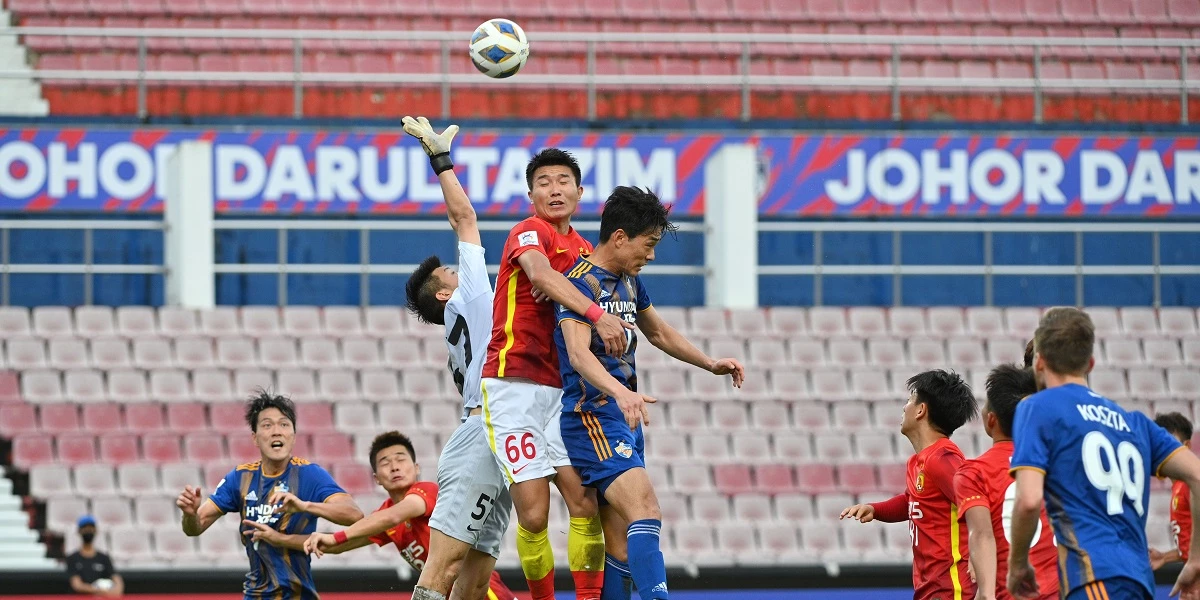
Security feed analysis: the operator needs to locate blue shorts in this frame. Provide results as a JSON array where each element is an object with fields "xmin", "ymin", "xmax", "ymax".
[
  {"xmin": 1065, "ymin": 577, "xmax": 1151, "ymax": 600},
  {"xmin": 560, "ymin": 404, "xmax": 645, "ymax": 497}
]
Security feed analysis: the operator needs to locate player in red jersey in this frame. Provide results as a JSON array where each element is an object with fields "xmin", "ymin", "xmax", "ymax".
[
  {"xmin": 954, "ymin": 364, "xmax": 1058, "ymax": 600},
  {"xmin": 842, "ymin": 369, "xmax": 979, "ymax": 600},
  {"xmin": 303, "ymin": 431, "xmax": 516, "ymax": 600},
  {"xmin": 1151, "ymin": 412, "xmax": 1195, "ymax": 570},
  {"xmin": 479, "ymin": 149, "xmax": 632, "ymax": 600}
]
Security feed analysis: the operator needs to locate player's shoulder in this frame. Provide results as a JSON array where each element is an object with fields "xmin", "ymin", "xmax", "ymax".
[
  {"xmin": 406, "ymin": 481, "xmax": 439, "ymax": 502},
  {"xmin": 235, "ymin": 460, "xmax": 261, "ymax": 472},
  {"xmin": 510, "ymin": 216, "xmax": 553, "ymax": 238},
  {"xmin": 565, "ymin": 257, "xmax": 596, "ymax": 280},
  {"xmin": 290, "ymin": 456, "xmax": 314, "ymax": 467}
]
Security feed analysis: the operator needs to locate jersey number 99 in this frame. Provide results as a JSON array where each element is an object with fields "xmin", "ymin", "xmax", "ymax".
[{"xmin": 1082, "ymin": 430, "xmax": 1145, "ymax": 517}]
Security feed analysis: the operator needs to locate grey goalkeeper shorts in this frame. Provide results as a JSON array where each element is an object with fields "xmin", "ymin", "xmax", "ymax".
[{"xmin": 427, "ymin": 414, "xmax": 513, "ymax": 559}]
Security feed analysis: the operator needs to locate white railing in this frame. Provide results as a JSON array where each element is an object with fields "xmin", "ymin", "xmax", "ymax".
[
  {"xmin": 1, "ymin": 28, "xmax": 1194, "ymax": 123},
  {"xmin": 1, "ymin": 218, "xmax": 1198, "ymax": 307}
]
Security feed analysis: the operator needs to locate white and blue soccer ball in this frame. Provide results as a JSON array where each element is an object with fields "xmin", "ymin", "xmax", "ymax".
[{"xmin": 469, "ymin": 18, "xmax": 530, "ymax": 79}]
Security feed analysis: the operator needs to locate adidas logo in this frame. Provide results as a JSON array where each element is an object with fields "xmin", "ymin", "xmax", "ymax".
[
  {"xmin": 600, "ymin": 288, "xmax": 611, "ymax": 299},
  {"xmin": 651, "ymin": 582, "xmax": 668, "ymax": 593},
  {"xmin": 245, "ymin": 491, "xmax": 257, "ymax": 502}
]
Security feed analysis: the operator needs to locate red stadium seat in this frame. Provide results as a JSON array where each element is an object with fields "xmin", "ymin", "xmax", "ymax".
[
  {"xmin": 143, "ymin": 432, "xmax": 184, "ymax": 464},
  {"xmin": 99, "ymin": 432, "xmax": 141, "ymax": 464},
  {"xmin": 753, "ymin": 464, "xmax": 794, "ymax": 494},
  {"xmin": 794, "ymin": 464, "xmax": 837, "ymax": 494},
  {"xmin": 184, "ymin": 432, "xmax": 226, "ymax": 463},
  {"xmin": 13, "ymin": 434, "xmax": 56, "ymax": 468},
  {"xmin": 0, "ymin": 403, "xmax": 38, "ymax": 437}
]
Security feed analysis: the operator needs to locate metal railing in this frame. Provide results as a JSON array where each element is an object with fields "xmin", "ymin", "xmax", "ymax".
[
  {"xmin": 1, "ymin": 218, "xmax": 1197, "ymax": 307},
  {"xmin": 2, "ymin": 28, "xmax": 1196, "ymax": 123}
]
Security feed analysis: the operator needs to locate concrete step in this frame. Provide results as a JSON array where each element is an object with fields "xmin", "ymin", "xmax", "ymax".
[
  {"xmin": 0, "ymin": 557, "xmax": 59, "ymax": 571},
  {"xmin": 0, "ymin": 478, "xmax": 13, "ymax": 494},
  {"xmin": 0, "ymin": 542, "xmax": 46, "ymax": 558},
  {"xmin": 0, "ymin": 495, "xmax": 21, "ymax": 510},
  {"xmin": 0, "ymin": 528, "xmax": 38, "ymax": 543},
  {"xmin": 0, "ymin": 512, "xmax": 31, "ymax": 528}
]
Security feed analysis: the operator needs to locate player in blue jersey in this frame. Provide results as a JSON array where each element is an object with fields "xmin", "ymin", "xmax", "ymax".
[
  {"xmin": 1007, "ymin": 307, "xmax": 1200, "ymax": 600},
  {"xmin": 554, "ymin": 186, "xmax": 745, "ymax": 600},
  {"xmin": 174, "ymin": 391, "xmax": 364, "ymax": 600}
]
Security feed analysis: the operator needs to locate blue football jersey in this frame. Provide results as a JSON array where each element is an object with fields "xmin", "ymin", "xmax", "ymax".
[
  {"xmin": 208, "ymin": 457, "xmax": 348, "ymax": 600},
  {"xmin": 1010, "ymin": 383, "xmax": 1185, "ymax": 598},
  {"xmin": 554, "ymin": 257, "xmax": 652, "ymax": 413}
]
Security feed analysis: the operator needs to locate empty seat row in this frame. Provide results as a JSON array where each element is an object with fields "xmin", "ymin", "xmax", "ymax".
[{"xmin": 11, "ymin": 0, "xmax": 1199, "ymax": 27}]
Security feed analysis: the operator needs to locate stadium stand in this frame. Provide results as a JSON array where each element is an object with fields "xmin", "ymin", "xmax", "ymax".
[
  {"xmin": 6, "ymin": 0, "xmax": 1199, "ymax": 121},
  {"xmin": 3, "ymin": 304, "xmax": 1196, "ymax": 569}
]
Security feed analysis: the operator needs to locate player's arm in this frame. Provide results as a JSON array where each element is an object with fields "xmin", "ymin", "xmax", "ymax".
[
  {"xmin": 305, "ymin": 494, "xmax": 428, "ymax": 556},
  {"xmin": 964, "ymin": 506, "xmax": 997, "ymax": 599},
  {"xmin": 107, "ymin": 574, "xmax": 124, "ymax": 598},
  {"xmin": 840, "ymin": 493, "xmax": 906, "ymax": 523},
  {"xmin": 1159, "ymin": 450, "xmax": 1200, "ymax": 579},
  {"xmin": 176, "ymin": 485, "xmax": 224, "ymax": 536},
  {"xmin": 241, "ymin": 520, "xmax": 312, "ymax": 552},
  {"xmin": 518, "ymin": 250, "xmax": 632, "ymax": 357},
  {"xmin": 401, "ymin": 116, "xmax": 481, "ymax": 246},
  {"xmin": 271, "ymin": 490, "xmax": 363, "ymax": 526},
  {"xmin": 636, "ymin": 305, "xmax": 744, "ymax": 387},
  {"xmin": 1152, "ymin": 547, "xmax": 1182, "ymax": 570},
  {"xmin": 561, "ymin": 318, "xmax": 655, "ymax": 429}
]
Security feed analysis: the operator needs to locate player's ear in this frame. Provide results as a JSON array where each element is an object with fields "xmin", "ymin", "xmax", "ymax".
[
  {"xmin": 435, "ymin": 289, "xmax": 452, "ymax": 302},
  {"xmin": 1085, "ymin": 355, "xmax": 1095, "ymax": 374}
]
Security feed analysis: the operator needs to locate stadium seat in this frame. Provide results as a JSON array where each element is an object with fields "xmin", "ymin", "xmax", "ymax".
[
  {"xmin": 789, "ymin": 339, "xmax": 826, "ymax": 366},
  {"xmin": 364, "ymin": 307, "xmax": 406, "ymax": 337},
  {"xmin": 30, "ymin": 463, "xmax": 73, "ymax": 497},
  {"xmin": 46, "ymin": 497, "xmax": 90, "ymax": 533},
  {"xmin": 184, "ymin": 432, "xmax": 227, "ymax": 462},
  {"xmin": 691, "ymin": 493, "xmax": 732, "ymax": 522},
  {"xmin": 772, "ymin": 369, "xmax": 811, "ymax": 400},
  {"xmin": 22, "ymin": 369, "xmax": 64, "ymax": 403},
  {"xmin": 39, "ymin": 402, "xmax": 81, "ymax": 433},
  {"xmin": 7, "ymin": 337, "xmax": 47, "ymax": 369},
  {"xmin": 115, "ymin": 307, "xmax": 156, "ymax": 337},
  {"xmin": 731, "ymin": 431, "xmax": 772, "ymax": 462},
  {"xmin": 133, "ymin": 338, "xmax": 173, "ymax": 369},
  {"xmin": 117, "ymin": 463, "xmax": 160, "ymax": 495},
  {"xmin": 965, "ymin": 307, "xmax": 1004, "ymax": 337},
  {"xmin": 146, "ymin": 370, "xmax": 188, "ymax": 403},
  {"xmin": 152, "ymin": 524, "xmax": 197, "ymax": 559},
  {"xmin": 0, "ymin": 307, "xmax": 31, "ymax": 336},
  {"xmin": 238, "ymin": 307, "xmax": 279, "ymax": 336},
  {"xmin": 856, "ymin": 431, "xmax": 896, "ymax": 462},
  {"xmin": 1145, "ymin": 340, "xmax": 1183, "ymax": 366},
  {"xmin": 828, "ymin": 338, "xmax": 868, "ymax": 366},
  {"xmin": 811, "ymin": 371, "xmax": 852, "ymax": 402},
  {"xmin": 794, "ymin": 464, "xmax": 837, "ymax": 494},
  {"xmin": 57, "ymin": 432, "xmax": 98, "ymax": 464},
  {"xmin": 342, "ymin": 338, "xmax": 381, "ymax": 367},
  {"xmin": 160, "ymin": 464, "xmax": 201, "ymax": 495},
  {"xmin": 1168, "ymin": 367, "xmax": 1200, "ymax": 399},
  {"xmin": 377, "ymin": 402, "xmax": 418, "ymax": 430},
  {"xmin": 1087, "ymin": 307, "xmax": 1123, "ymax": 337},
  {"xmin": 867, "ymin": 338, "xmax": 907, "ymax": 367},
  {"xmin": 64, "ymin": 369, "xmax": 106, "ymax": 403},
  {"xmin": 91, "ymin": 338, "xmax": 132, "ymax": 369},
  {"xmin": 768, "ymin": 308, "xmax": 807, "ymax": 337},
  {"xmin": 1160, "ymin": 308, "xmax": 1198, "ymax": 337},
  {"xmin": 228, "ymin": 435, "xmax": 261, "ymax": 463},
  {"xmin": 1120, "ymin": 307, "xmax": 1159, "ymax": 336},
  {"xmin": 260, "ymin": 337, "xmax": 300, "ymax": 369},
  {"xmin": 1004, "ymin": 308, "xmax": 1042, "ymax": 339},
  {"xmin": 849, "ymin": 369, "xmax": 892, "ymax": 402},
  {"xmin": 878, "ymin": 463, "xmax": 907, "ymax": 490},
  {"xmin": 99, "ymin": 432, "xmax": 141, "ymax": 464},
  {"xmin": 322, "ymin": 307, "xmax": 363, "ymax": 337},
  {"xmin": 166, "ymin": 402, "xmax": 209, "ymax": 432},
  {"xmin": 158, "ymin": 308, "xmax": 197, "ymax": 337},
  {"xmin": 848, "ymin": 307, "xmax": 888, "ymax": 337},
  {"xmin": 75, "ymin": 306, "xmax": 115, "ymax": 338},
  {"xmin": 813, "ymin": 433, "xmax": 853, "ymax": 463},
  {"xmin": 646, "ymin": 431, "xmax": 689, "ymax": 462},
  {"xmin": 134, "ymin": 495, "xmax": 179, "ymax": 528},
  {"xmin": 331, "ymin": 461, "xmax": 375, "ymax": 495},
  {"xmin": 837, "ymin": 464, "xmax": 879, "ymax": 494},
  {"xmin": 671, "ymin": 463, "xmax": 713, "ymax": 494},
  {"xmin": 729, "ymin": 309, "xmax": 768, "ymax": 337},
  {"xmin": 1129, "ymin": 367, "xmax": 1169, "ymax": 401},
  {"xmin": 13, "ymin": 433, "xmax": 56, "ymax": 469},
  {"xmin": 799, "ymin": 520, "xmax": 840, "ymax": 557},
  {"xmin": 0, "ymin": 403, "xmax": 38, "ymax": 437},
  {"xmin": 773, "ymin": 432, "xmax": 814, "ymax": 461},
  {"xmin": 216, "ymin": 337, "xmax": 257, "ymax": 369},
  {"xmin": 809, "ymin": 307, "xmax": 848, "ymax": 338},
  {"xmin": 757, "ymin": 521, "xmax": 803, "ymax": 561},
  {"xmin": 108, "ymin": 369, "xmax": 149, "ymax": 402},
  {"xmin": 887, "ymin": 308, "xmax": 927, "ymax": 337},
  {"xmin": 49, "ymin": 338, "xmax": 89, "ymax": 368},
  {"xmin": 236, "ymin": 368, "xmax": 278, "ymax": 399},
  {"xmin": 143, "ymin": 432, "xmax": 184, "ymax": 464},
  {"xmin": 76, "ymin": 464, "xmax": 118, "ymax": 496},
  {"xmin": 908, "ymin": 338, "xmax": 946, "ymax": 366},
  {"xmin": 689, "ymin": 308, "xmax": 729, "ymax": 337},
  {"xmin": 732, "ymin": 493, "xmax": 773, "ymax": 523},
  {"xmin": 1103, "ymin": 339, "xmax": 1143, "ymax": 367},
  {"xmin": 175, "ymin": 337, "xmax": 216, "ymax": 369},
  {"xmin": 313, "ymin": 432, "xmax": 354, "ymax": 462},
  {"xmin": 299, "ymin": 337, "xmax": 340, "ymax": 369},
  {"xmin": 33, "ymin": 306, "xmax": 73, "ymax": 337}
]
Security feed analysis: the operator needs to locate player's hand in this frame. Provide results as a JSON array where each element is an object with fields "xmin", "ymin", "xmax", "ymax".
[
  {"xmin": 1152, "ymin": 547, "xmax": 1169, "ymax": 571},
  {"xmin": 531, "ymin": 287, "xmax": 551, "ymax": 304},
  {"xmin": 304, "ymin": 532, "xmax": 337, "ymax": 558},
  {"xmin": 839, "ymin": 503, "xmax": 875, "ymax": 523},
  {"xmin": 175, "ymin": 485, "xmax": 202, "ymax": 517},
  {"xmin": 614, "ymin": 388, "xmax": 656, "ymax": 430},
  {"xmin": 1006, "ymin": 558, "xmax": 1039, "ymax": 599},
  {"xmin": 268, "ymin": 490, "xmax": 311, "ymax": 515},
  {"xmin": 973, "ymin": 589, "xmax": 995, "ymax": 600},
  {"xmin": 967, "ymin": 558, "xmax": 977, "ymax": 583},
  {"xmin": 402, "ymin": 115, "xmax": 458, "ymax": 157},
  {"xmin": 595, "ymin": 313, "xmax": 635, "ymax": 357},
  {"xmin": 242, "ymin": 519, "xmax": 279, "ymax": 546},
  {"xmin": 1172, "ymin": 558, "xmax": 1200, "ymax": 599},
  {"xmin": 709, "ymin": 357, "xmax": 745, "ymax": 388}
]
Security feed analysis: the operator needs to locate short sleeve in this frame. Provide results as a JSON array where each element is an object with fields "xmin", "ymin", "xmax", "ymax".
[
  {"xmin": 634, "ymin": 275, "xmax": 652, "ymax": 312},
  {"xmin": 301, "ymin": 464, "xmax": 348, "ymax": 503},
  {"xmin": 65, "ymin": 554, "xmax": 83, "ymax": 579},
  {"xmin": 1010, "ymin": 399, "xmax": 1053, "ymax": 475},
  {"xmin": 406, "ymin": 481, "xmax": 438, "ymax": 519},
  {"xmin": 208, "ymin": 468, "xmax": 241, "ymax": 514},
  {"xmin": 455, "ymin": 241, "xmax": 491, "ymax": 303},
  {"xmin": 953, "ymin": 461, "xmax": 990, "ymax": 514},
  {"xmin": 99, "ymin": 554, "xmax": 115, "ymax": 578},
  {"xmin": 369, "ymin": 531, "xmax": 391, "ymax": 547},
  {"xmin": 1143, "ymin": 413, "xmax": 1187, "ymax": 477},
  {"xmin": 502, "ymin": 218, "xmax": 554, "ymax": 267},
  {"xmin": 555, "ymin": 275, "xmax": 593, "ymax": 326}
]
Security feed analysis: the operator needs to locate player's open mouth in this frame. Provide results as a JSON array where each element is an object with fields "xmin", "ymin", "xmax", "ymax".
[
  {"xmin": 271, "ymin": 441, "xmax": 284, "ymax": 449},
  {"xmin": 548, "ymin": 200, "xmax": 564, "ymax": 208}
]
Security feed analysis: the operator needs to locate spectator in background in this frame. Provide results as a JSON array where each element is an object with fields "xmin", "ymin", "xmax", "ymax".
[{"xmin": 66, "ymin": 515, "xmax": 123, "ymax": 598}]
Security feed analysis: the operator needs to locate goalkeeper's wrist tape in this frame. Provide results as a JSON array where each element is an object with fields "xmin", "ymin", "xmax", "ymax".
[
  {"xmin": 585, "ymin": 303, "xmax": 605, "ymax": 323},
  {"xmin": 429, "ymin": 152, "xmax": 454, "ymax": 175},
  {"xmin": 332, "ymin": 530, "xmax": 348, "ymax": 545}
]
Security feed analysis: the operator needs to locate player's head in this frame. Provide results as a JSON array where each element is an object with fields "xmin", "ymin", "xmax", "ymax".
[
  {"xmin": 983, "ymin": 363, "xmax": 1037, "ymax": 440},
  {"xmin": 1023, "ymin": 339, "xmax": 1034, "ymax": 368},
  {"xmin": 369, "ymin": 430, "xmax": 419, "ymax": 494},
  {"xmin": 77, "ymin": 514, "xmax": 97, "ymax": 545},
  {"xmin": 405, "ymin": 255, "xmax": 457, "ymax": 326},
  {"xmin": 901, "ymin": 369, "xmax": 978, "ymax": 438},
  {"xmin": 526, "ymin": 148, "xmax": 583, "ymax": 225},
  {"xmin": 1032, "ymin": 306, "xmax": 1095, "ymax": 387},
  {"xmin": 245, "ymin": 390, "xmax": 297, "ymax": 464},
  {"xmin": 597, "ymin": 186, "xmax": 678, "ymax": 276},
  {"xmin": 1155, "ymin": 412, "xmax": 1194, "ymax": 447}
]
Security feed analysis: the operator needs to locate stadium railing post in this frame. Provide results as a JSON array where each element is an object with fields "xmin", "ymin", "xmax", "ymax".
[
  {"xmin": 703, "ymin": 143, "xmax": 758, "ymax": 309},
  {"xmin": 165, "ymin": 140, "xmax": 215, "ymax": 309}
]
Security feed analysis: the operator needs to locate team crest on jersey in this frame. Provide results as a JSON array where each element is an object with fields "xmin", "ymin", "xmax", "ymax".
[
  {"xmin": 915, "ymin": 471, "xmax": 925, "ymax": 492},
  {"xmin": 614, "ymin": 441, "xmax": 634, "ymax": 459}
]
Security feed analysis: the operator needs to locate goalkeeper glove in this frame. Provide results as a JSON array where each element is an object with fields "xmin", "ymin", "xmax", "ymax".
[{"xmin": 402, "ymin": 115, "xmax": 459, "ymax": 175}]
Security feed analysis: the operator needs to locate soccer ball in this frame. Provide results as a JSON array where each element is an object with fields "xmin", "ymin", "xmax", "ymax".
[
  {"xmin": 468, "ymin": 19, "xmax": 529, "ymax": 79},
  {"xmin": 94, "ymin": 579, "xmax": 114, "ymax": 591}
]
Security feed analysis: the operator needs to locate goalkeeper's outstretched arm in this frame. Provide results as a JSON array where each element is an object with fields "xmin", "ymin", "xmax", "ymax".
[{"xmin": 403, "ymin": 116, "xmax": 480, "ymax": 246}]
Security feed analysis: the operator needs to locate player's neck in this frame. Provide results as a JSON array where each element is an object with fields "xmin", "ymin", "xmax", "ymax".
[
  {"xmin": 540, "ymin": 214, "xmax": 571, "ymax": 235},
  {"xmin": 262, "ymin": 456, "xmax": 289, "ymax": 478},
  {"xmin": 907, "ymin": 427, "xmax": 946, "ymax": 454},
  {"xmin": 991, "ymin": 435, "xmax": 1013, "ymax": 444},
  {"xmin": 587, "ymin": 246, "xmax": 622, "ymax": 274},
  {"xmin": 388, "ymin": 486, "xmax": 410, "ymax": 504},
  {"xmin": 1042, "ymin": 371, "xmax": 1089, "ymax": 389}
]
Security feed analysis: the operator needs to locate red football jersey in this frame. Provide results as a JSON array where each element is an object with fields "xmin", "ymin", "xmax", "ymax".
[
  {"xmin": 1173, "ymin": 479, "xmax": 1192, "ymax": 561},
  {"xmin": 954, "ymin": 441, "xmax": 1059, "ymax": 600},
  {"xmin": 482, "ymin": 216, "xmax": 592, "ymax": 388},
  {"xmin": 905, "ymin": 437, "xmax": 975, "ymax": 600},
  {"xmin": 368, "ymin": 481, "xmax": 516, "ymax": 600}
]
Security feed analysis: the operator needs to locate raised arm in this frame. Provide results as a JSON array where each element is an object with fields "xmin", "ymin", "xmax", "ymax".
[
  {"xmin": 518, "ymin": 251, "xmax": 632, "ymax": 357},
  {"xmin": 304, "ymin": 493, "xmax": 429, "ymax": 557},
  {"xmin": 636, "ymin": 305, "xmax": 744, "ymax": 387},
  {"xmin": 176, "ymin": 485, "xmax": 225, "ymax": 536},
  {"xmin": 402, "ymin": 116, "xmax": 480, "ymax": 246},
  {"xmin": 270, "ymin": 490, "xmax": 364, "ymax": 527}
]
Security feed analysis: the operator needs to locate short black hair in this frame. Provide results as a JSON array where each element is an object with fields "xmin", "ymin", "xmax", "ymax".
[
  {"xmin": 405, "ymin": 255, "xmax": 447, "ymax": 326},
  {"xmin": 1155, "ymin": 412, "xmax": 1194, "ymax": 443},
  {"xmin": 245, "ymin": 390, "xmax": 296, "ymax": 433},
  {"xmin": 1023, "ymin": 339, "xmax": 1034, "ymax": 368},
  {"xmin": 598, "ymin": 186, "xmax": 679, "ymax": 244},
  {"xmin": 526, "ymin": 148, "xmax": 582, "ymax": 191},
  {"xmin": 368, "ymin": 430, "xmax": 416, "ymax": 471},
  {"xmin": 907, "ymin": 369, "xmax": 978, "ymax": 436},
  {"xmin": 985, "ymin": 363, "xmax": 1037, "ymax": 437}
]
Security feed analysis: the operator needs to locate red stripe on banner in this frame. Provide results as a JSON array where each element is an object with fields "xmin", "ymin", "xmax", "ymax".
[
  {"xmin": 616, "ymin": 133, "xmax": 633, "ymax": 148},
  {"xmin": 691, "ymin": 190, "xmax": 705, "ymax": 214},
  {"xmin": 1095, "ymin": 137, "xmax": 1127, "ymax": 151},
  {"xmin": 1052, "ymin": 136, "xmax": 1081, "ymax": 160},
  {"xmin": 996, "ymin": 135, "xmax": 1010, "ymax": 149},
  {"xmin": 129, "ymin": 189, "xmax": 155, "ymax": 212},
  {"xmin": 795, "ymin": 136, "xmax": 859, "ymax": 183},
  {"xmin": 675, "ymin": 135, "xmax": 722, "ymax": 184},
  {"xmin": 57, "ymin": 128, "xmax": 86, "ymax": 150},
  {"xmin": 798, "ymin": 194, "xmax": 837, "ymax": 216},
  {"xmin": 198, "ymin": 130, "xmax": 217, "ymax": 142},
  {"xmin": 371, "ymin": 133, "xmax": 401, "ymax": 154},
  {"xmin": 1065, "ymin": 197, "xmax": 1084, "ymax": 216},
  {"xmin": 582, "ymin": 133, "xmax": 598, "ymax": 147},
  {"xmin": 935, "ymin": 134, "xmax": 951, "ymax": 150},
  {"xmin": 215, "ymin": 201, "xmax": 230, "ymax": 212},
  {"xmin": 309, "ymin": 131, "xmax": 328, "ymax": 151},
  {"xmin": 20, "ymin": 129, "xmax": 36, "ymax": 142},
  {"xmin": 103, "ymin": 199, "xmax": 121, "ymax": 211},
  {"xmin": 1000, "ymin": 192, "xmax": 1024, "ymax": 216},
  {"xmin": 543, "ymin": 134, "xmax": 564, "ymax": 148},
  {"xmin": 25, "ymin": 195, "xmax": 56, "ymax": 211},
  {"xmin": 131, "ymin": 129, "xmax": 168, "ymax": 150},
  {"xmin": 1148, "ymin": 203, "xmax": 1174, "ymax": 217}
]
